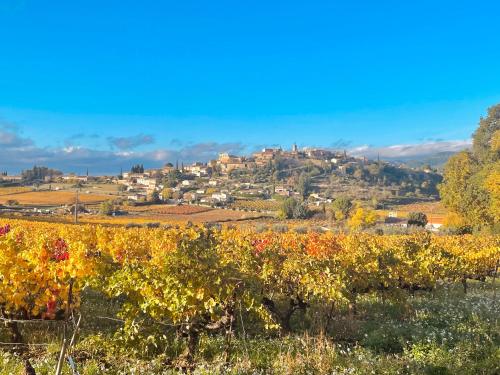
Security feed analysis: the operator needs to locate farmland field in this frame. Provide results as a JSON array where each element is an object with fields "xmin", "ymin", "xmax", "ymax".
[
  {"xmin": 125, "ymin": 204, "xmax": 212, "ymax": 215},
  {"xmin": 0, "ymin": 186, "xmax": 32, "ymax": 196},
  {"xmin": 38, "ymin": 182, "xmax": 122, "ymax": 195},
  {"xmin": 392, "ymin": 201, "xmax": 448, "ymax": 215},
  {"xmin": 0, "ymin": 191, "xmax": 111, "ymax": 205},
  {"xmin": 231, "ymin": 198, "xmax": 281, "ymax": 212},
  {"xmin": 79, "ymin": 208, "xmax": 269, "ymax": 225},
  {"xmin": 375, "ymin": 201, "xmax": 447, "ymax": 225}
]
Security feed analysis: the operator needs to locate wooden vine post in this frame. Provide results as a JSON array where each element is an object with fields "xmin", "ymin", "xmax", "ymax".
[
  {"xmin": 493, "ymin": 259, "xmax": 499, "ymax": 303},
  {"xmin": 55, "ymin": 279, "xmax": 74, "ymax": 375}
]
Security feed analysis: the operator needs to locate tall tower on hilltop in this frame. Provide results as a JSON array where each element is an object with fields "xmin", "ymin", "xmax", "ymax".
[{"xmin": 292, "ymin": 143, "xmax": 298, "ymax": 153}]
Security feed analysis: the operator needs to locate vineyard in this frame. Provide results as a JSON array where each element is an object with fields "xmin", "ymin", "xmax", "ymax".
[
  {"xmin": 124, "ymin": 205, "xmax": 212, "ymax": 215},
  {"xmin": 0, "ymin": 219, "xmax": 498, "ymax": 374},
  {"xmin": 230, "ymin": 199, "xmax": 281, "ymax": 212}
]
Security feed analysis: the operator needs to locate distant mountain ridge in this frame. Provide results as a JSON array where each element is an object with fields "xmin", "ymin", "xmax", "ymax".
[{"xmin": 382, "ymin": 151, "xmax": 457, "ymax": 170}]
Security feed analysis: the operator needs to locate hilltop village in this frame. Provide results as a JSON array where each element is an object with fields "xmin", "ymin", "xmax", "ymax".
[{"xmin": 0, "ymin": 145, "xmax": 439, "ymax": 206}]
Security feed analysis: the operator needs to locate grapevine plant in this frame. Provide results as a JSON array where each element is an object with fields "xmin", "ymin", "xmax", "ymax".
[{"xmin": 0, "ymin": 219, "xmax": 498, "ymax": 371}]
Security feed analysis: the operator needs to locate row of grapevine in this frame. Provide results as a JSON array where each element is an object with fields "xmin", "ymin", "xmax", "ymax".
[{"xmin": 0, "ymin": 219, "xmax": 498, "ymax": 366}]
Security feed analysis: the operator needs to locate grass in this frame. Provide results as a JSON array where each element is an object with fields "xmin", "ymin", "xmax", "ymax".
[{"xmin": 1, "ymin": 280, "xmax": 498, "ymax": 374}]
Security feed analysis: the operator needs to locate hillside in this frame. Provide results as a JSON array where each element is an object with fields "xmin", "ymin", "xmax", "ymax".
[{"xmin": 239, "ymin": 155, "xmax": 443, "ymax": 203}]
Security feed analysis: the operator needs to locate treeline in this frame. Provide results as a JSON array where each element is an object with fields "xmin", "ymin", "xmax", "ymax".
[
  {"xmin": 130, "ymin": 164, "xmax": 145, "ymax": 173},
  {"xmin": 21, "ymin": 166, "xmax": 63, "ymax": 182},
  {"xmin": 439, "ymin": 104, "xmax": 499, "ymax": 233}
]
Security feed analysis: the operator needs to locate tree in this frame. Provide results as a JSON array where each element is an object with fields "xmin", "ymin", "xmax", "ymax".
[
  {"xmin": 272, "ymin": 170, "xmax": 283, "ymax": 183},
  {"xmin": 439, "ymin": 103, "xmax": 499, "ymax": 229},
  {"xmin": 491, "ymin": 130, "xmax": 500, "ymax": 154},
  {"xmin": 334, "ymin": 210, "xmax": 346, "ymax": 221},
  {"xmin": 99, "ymin": 201, "xmax": 115, "ymax": 216},
  {"xmin": 163, "ymin": 178, "xmax": 177, "ymax": 188},
  {"xmin": 443, "ymin": 212, "xmax": 472, "ymax": 234},
  {"xmin": 473, "ymin": 104, "xmax": 500, "ymax": 163},
  {"xmin": 348, "ymin": 207, "xmax": 378, "ymax": 230},
  {"xmin": 296, "ymin": 173, "xmax": 312, "ymax": 200},
  {"xmin": 331, "ymin": 196, "xmax": 353, "ymax": 219},
  {"xmin": 279, "ymin": 198, "xmax": 299, "ymax": 219},
  {"xmin": 407, "ymin": 212, "xmax": 428, "ymax": 227},
  {"xmin": 21, "ymin": 166, "xmax": 62, "ymax": 182},
  {"xmin": 131, "ymin": 164, "xmax": 144, "ymax": 173},
  {"xmin": 162, "ymin": 187, "xmax": 173, "ymax": 200},
  {"xmin": 293, "ymin": 202, "xmax": 310, "ymax": 219},
  {"xmin": 484, "ymin": 166, "xmax": 500, "ymax": 222},
  {"xmin": 163, "ymin": 170, "xmax": 182, "ymax": 188},
  {"xmin": 439, "ymin": 151, "xmax": 476, "ymax": 215},
  {"xmin": 149, "ymin": 190, "xmax": 161, "ymax": 204}
]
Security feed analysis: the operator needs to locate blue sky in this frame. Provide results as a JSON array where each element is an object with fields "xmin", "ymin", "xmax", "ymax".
[{"xmin": 1, "ymin": 0, "xmax": 499, "ymax": 173}]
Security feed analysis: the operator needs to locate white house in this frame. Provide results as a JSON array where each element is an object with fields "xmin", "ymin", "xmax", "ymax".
[
  {"xmin": 185, "ymin": 163, "xmax": 210, "ymax": 177},
  {"xmin": 426, "ymin": 223, "xmax": 443, "ymax": 232},
  {"xmin": 136, "ymin": 177, "xmax": 157, "ymax": 189},
  {"xmin": 212, "ymin": 192, "xmax": 229, "ymax": 202},
  {"xmin": 275, "ymin": 185, "xmax": 292, "ymax": 197},
  {"xmin": 62, "ymin": 175, "xmax": 88, "ymax": 182},
  {"xmin": 127, "ymin": 193, "xmax": 147, "ymax": 201},
  {"xmin": 0, "ymin": 175, "xmax": 22, "ymax": 182}
]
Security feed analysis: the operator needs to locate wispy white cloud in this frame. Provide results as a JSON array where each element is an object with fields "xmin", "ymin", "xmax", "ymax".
[
  {"xmin": 0, "ymin": 123, "xmax": 247, "ymax": 174},
  {"xmin": 0, "ymin": 121, "xmax": 34, "ymax": 148},
  {"xmin": 63, "ymin": 133, "xmax": 101, "ymax": 147},
  {"xmin": 0, "ymin": 121, "xmax": 471, "ymax": 174},
  {"xmin": 349, "ymin": 140, "xmax": 472, "ymax": 158},
  {"xmin": 108, "ymin": 134, "xmax": 155, "ymax": 150}
]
